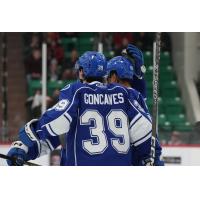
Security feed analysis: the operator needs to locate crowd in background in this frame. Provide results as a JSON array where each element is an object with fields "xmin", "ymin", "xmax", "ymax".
[
  {"xmin": 23, "ymin": 32, "xmax": 171, "ymax": 83},
  {"xmin": 24, "ymin": 32, "xmax": 77, "ymax": 82}
]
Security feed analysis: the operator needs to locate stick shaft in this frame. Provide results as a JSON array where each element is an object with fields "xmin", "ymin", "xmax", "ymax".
[
  {"xmin": 151, "ymin": 33, "xmax": 161, "ymax": 164},
  {"xmin": 152, "ymin": 33, "xmax": 161, "ymax": 137},
  {"xmin": 0, "ymin": 153, "xmax": 41, "ymax": 166}
]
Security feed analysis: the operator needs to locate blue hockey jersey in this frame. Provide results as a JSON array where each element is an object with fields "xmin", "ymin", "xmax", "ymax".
[
  {"xmin": 131, "ymin": 75, "xmax": 147, "ymax": 100},
  {"xmin": 127, "ymin": 87, "xmax": 163, "ymax": 165},
  {"xmin": 26, "ymin": 81, "xmax": 153, "ymax": 166}
]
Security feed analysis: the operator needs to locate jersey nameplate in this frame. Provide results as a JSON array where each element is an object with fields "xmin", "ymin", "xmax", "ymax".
[{"xmin": 84, "ymin": 93, "xmax": 124, "ymax": 105}]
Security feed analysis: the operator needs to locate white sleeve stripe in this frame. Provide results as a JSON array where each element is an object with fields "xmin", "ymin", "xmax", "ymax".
[
  {"xmin": 46, "ymin": 124, "xmax": 58, "ymax": 136},
  {"xmin": 134, "ymin": 133, "xmax": 152, "ymax": 147},
  {"xmin": 130, "ymin": 114, "xmax": 142, "ymax": 129},
  {"xmin": 64, "ymin": 113, "xmax": 72, "ymax": 123},
  {"xmin": 47, "ymin": 114, "xmax": 71, "ymax": 136},
  {"xmin": 128, "ymin": 99, "xmax": 148, "ymax": 116},
  {"xmin": 60, "ymin": 84, "xmax": 71, "ymax": 91},
  {"xmin": 129, "ymin": 115, "xmax": 152, "ymax": 143},
  {"xmin": 132, "ymin": 130, "xmax": 152, "ymax": 145}
]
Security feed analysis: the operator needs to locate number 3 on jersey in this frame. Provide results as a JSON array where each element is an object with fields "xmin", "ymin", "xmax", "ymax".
[{"xmin": 80, "ymin": 109, "xmax": 130, "ymax": 155}]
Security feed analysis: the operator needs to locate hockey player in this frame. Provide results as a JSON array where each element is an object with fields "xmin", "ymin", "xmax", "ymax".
[
  {"xmin": 107, "ymin": 54, "xmax": 164, "ymax": 165},
  {"xmin": 7, "ymin": 51, "xmax": 153, "ymax": 166}
]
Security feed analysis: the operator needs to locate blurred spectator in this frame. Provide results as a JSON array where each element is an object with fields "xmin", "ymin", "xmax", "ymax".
[
  {"xmin": 48, "ymin": 59, "xmax": 59, "ymax": 81},
  {"xmin": 48, "ymin": 40, "xmax": 64, "ymax": 65},
  {"xmin": 30, "ymin": 89, "xmax": 42, "ymax": 118},
  {"xmin": 23, "ymin": 33, "xmax": 43, "ymax": 50},
  {"xmin": 47, "ymin": 32, "xmax": 60, "ymax": 43},
  {"xmin": 66, "ymin": 48, "xmax": 78, "ymax": 68},
  {"xmin": 30, "ymin": 34, "xmax": 41, "ymax": 49},
  {"xmin": 113, "ymin": 32, "xmax": 134, "ymax": 55},
  {"xmin": 61, "ymin": 49, "xmax": 78, "ymax": 80},
  {"xmin": 94, "ymin": 32, "xmax": 113, "ymax": 52},
  {"xmin": 26, "ymin": 89, "xmax": 53, "ymax": 119},
  {"xmin": 25, "ymin": 48, "xmax": 42, "ymax": 81},
  {"xmin": 48, "ymin": 89, "xmax": 60, "ymax": 108},
  {"xmin": 168, "ymin": 131, "xmax": 183, "ymax": 145},
  {"xmin": 134, "ymin": 32, "xmax": 153, "ymax": 51}
]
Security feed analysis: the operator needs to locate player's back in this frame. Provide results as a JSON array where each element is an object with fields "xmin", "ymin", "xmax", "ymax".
[{"xmin": 63, "ymin": 81, "xmax": 133, "ymax": 166}]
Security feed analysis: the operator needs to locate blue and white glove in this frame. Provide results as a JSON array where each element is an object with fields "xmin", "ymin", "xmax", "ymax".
[
  {"xmin": 7, "ymin": 141, "xmax": 28, "ymax": 166},
  {"xmin": 126, "ymin": 44, "xmax": 146, "ymax": 79}
]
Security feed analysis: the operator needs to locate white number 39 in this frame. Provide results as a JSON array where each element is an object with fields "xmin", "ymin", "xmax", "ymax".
[{"xmin": 80, "ymin": 110, "xmax": 130, "ymax": 155}]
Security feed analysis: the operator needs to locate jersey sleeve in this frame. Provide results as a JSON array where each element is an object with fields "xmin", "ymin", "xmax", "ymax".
[
  {"xmin": 18, "ymin": 83, "xmax": 79, "ymax": 160},
  {"xmin": 134, "ymin": 93, "xmax": 164, "ymax": 165},
  {"xmin": 38, "ymin": 83, "xmax": 73, "ymax": 153},
  {"xmin": 127, "ymin": 99, "xmax": 152, "ymax": 162},
  {"xmin": 35, "ymin": 84, "xmax": 79, "ymax": 139},
  {"xmin": 128, "ymin": 95, "xmax": 164, "ymax": 166}
]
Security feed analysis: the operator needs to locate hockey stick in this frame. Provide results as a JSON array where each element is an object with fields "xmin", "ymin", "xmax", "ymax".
[
  {"xmin": 0, "ymin": 153, "xmax": 41, "ymax": 166},
  {"xmin": 151, "ymin": 32, "xmax": 161, "ymax": 165}
]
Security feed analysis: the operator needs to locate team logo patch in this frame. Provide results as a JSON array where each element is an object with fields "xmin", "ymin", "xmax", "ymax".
[{"xmin": 55, "ymin": 99, "xmax": 69, "ymax": 111}]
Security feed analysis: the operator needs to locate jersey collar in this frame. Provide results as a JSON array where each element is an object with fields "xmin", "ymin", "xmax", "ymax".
[{"xmin": 88, "ymin": 81, "xmax": 102, "ymax": 86}]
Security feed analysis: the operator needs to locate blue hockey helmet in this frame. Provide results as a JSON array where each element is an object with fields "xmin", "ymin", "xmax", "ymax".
[
  {"xmin": 75, "ymin": 51, "xmax": 107, "ymax": 78},
  {"xmin": 107, "ymin": 56, "xmax": 134, "ymax": 80}
]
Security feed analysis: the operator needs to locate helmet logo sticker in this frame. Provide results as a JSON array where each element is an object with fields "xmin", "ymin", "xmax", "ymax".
[{"xmin": 97, "ymin": 65, "xmax": 104, "ymax": 71}]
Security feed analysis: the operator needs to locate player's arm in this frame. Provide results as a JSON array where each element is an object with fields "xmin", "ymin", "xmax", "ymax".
[
  {"xmin": 132, "ymin": 76, "xmax": 147, "ymax": 100},
  {"xmin": 131, "ymin": 91, "xmax": 164, "ymax": 165},
  {"xmin": 137, "ymin": 94, "xmax": 164, "ymax": 166},
  {"xmin": 128, "ymin": 98, "xmax": 164, "ymax": 166},
  {"xmin": 6, "ymin": 84, "xmax": 78, "ymax": 165}
]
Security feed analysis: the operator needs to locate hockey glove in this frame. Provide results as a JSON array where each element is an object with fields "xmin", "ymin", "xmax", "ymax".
[
  {"xmin": 126, "ymin": 44, "xmax": 146, "ymax": 79},
  {"xmin": 7, "ymin": 141, "xmax": 28, "ymax": 166}
]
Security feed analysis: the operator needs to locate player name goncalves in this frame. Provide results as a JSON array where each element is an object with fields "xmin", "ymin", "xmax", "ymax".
[{"xmin": 84, "ymin": 93, "xmax": 124, "ymax": 105}]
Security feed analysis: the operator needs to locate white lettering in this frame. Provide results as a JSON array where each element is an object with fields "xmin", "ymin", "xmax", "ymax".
[
  {"xmin": 89, "ymin": 94, "xmax": 93, "ymax": 104},
  {"xmin": 118, "ymin": 93, "xmax": 124, "ymax": 103},
  {"xmin": 84, "ymin": 93, "xmax": 125, "ymax": 105},
  {"xmin": 84, "ymin": 94, "xmax": 88, "ymax": 104},
  {"xmin": 113, "ymin": 94, "xmax": 118, "ymax": 104},
  {"xmin": 99, "ymin": 94, "xmax": 104, "ymax": 105},
  {"xmin": 93, "ymin": 94, "xmax": 100, "ymax": 104}
]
